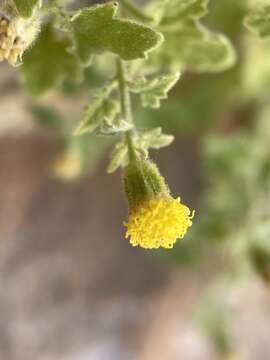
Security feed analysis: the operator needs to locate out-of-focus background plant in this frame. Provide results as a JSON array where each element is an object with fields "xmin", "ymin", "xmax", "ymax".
[{"xmin": 1, "ymin": 0, "xmax": 270, "ymax": 359}]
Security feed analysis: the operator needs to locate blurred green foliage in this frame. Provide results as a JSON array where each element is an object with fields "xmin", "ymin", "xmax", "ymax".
[{"xmin": 195, "ymin": 288, "xmax": 234, "ymax": 356}]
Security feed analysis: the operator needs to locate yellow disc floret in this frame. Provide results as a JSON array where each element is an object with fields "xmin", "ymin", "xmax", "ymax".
[{"xmin": 125, "ymin": 196, "xmax": 194, "ymax": 249}]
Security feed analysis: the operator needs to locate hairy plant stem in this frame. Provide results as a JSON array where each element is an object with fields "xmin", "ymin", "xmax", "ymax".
[
  {"xmin": 120, "ymin": 0, "xmax": 154, "ymax": 23},
  {"xmin": 116, "ymin": 57, "xmax": 133, "ymax": 125},
  {"xmin": 116, "ymin": 57, "xmax": 137, "ymax": 162}
]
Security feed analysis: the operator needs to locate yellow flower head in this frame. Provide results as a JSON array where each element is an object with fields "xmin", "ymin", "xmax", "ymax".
[
  {"xmin": 123, "ymin": 158, "xmax": 194, "ymax": 249},
  {"xmin": 126, "ymin": 196, "xmax": 194, "ymax": 249}
]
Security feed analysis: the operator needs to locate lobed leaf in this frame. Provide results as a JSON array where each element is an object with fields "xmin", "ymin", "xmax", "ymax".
[
  {"xmin": 107, "ymin": 127, "xmax": 174, "ymax": 173},
  {"xmin": 128, "ymin": 72, "xmax": 180, "ymax": 108},
  {"xmin": 97, "ymin": 117, "xmax": 132, "ymax": 136},
  {"xmin": 69, "ymin": 2, "xmax": 163, "ymax": 65},
  {"xmin": 149, "ymin": 0, "xmax": 236, "ymax": 72},
  {"xmin": 74, "ymin": 82, "xmax": 121, "ymax": 136},
  {"xmin": 107, "ymin": 140, "xmax": 129, "ymax": 173},
  {"xmin": 135, "ymin": 127, "xmax": 174, "ymax": 153}
]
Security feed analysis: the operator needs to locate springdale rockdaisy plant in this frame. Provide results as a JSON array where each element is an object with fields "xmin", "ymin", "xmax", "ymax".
[
  {"xmin": 4, "ymin": 0, "xmax": 270, "ymax": 356},
  {"xmin": 0, "ymin": 0, "xmax": 238, "ymax": 249}
]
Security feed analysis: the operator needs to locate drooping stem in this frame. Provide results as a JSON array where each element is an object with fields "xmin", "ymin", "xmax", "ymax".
[
  {"xmin": 116, "ymin": 57, "xmax": 133, "ymax": 125},
  {"xmin": 116, "ymin": 57, "xmax": 137, "ymax": 162},
  {"xmin": 120, "ymin": 0, "xmax": 154, "ymax": 23}
]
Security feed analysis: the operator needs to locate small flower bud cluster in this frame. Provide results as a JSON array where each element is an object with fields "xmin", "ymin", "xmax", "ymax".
[
  {"xmin": 0, "ymin": 2, "xmax": 39, "ymax": 66},
  {"xmin": 0, "ymin": 13, "xmax": 25, "ymax": 65}
]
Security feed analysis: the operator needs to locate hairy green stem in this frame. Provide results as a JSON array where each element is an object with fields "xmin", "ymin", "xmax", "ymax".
[
  {"xmin": 116, "ymin": 57, "xmax": 133, "ymax": 124},
  {"xmin": 116, "ymin": 57, "xmax": 137, "ymax": 161},
  {"xmin": 120, "ymin": 0, "xmax": 154, "ymax": 23}
]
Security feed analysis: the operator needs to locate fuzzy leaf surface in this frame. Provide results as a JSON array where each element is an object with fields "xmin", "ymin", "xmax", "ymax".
[
  {"xmin": 70, "ymin": 2, "xmax": 163, "ymax": 64},
  {"xmin": 74, "ymin": 83, "xmax": 120, "ymax": 135},
  {"xmin": 135, "ymin": 128, "xmax": 174, "ymax": 151},
  {"xmin": 97, "ymin": 117, "xmax": 132, "ymax": 136},
  {"xmin": 128, "ymin": 72, "xmax": 180, "ymax": 108},
  {"xmin": 150, "ymin": 0, "xmax": 236, "ymax": 72},
  {"xmin": 107, "ymin": 141, "xmax": 129, "ymax": 173}
]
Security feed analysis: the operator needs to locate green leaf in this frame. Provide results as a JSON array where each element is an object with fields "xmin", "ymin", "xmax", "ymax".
[
  {"xmin": 128, "ymin": 72, "xmax": 180, "ymax": 108},
  {"xmin": 245, "ymin": 4, "xmax": 270, "ymax": 37},
  {"xmin": 108, "ymin": 127, "xmax": 174, "ymax": 173},
  {"xmin": 97, "ymin": 117, "xmax": 132, "ymax": 136},
  {"xmin": 74, "ymin": 83, "xmax": 120, "ymax": 135},
  {"xmin": 21, "ymin": 23, "xmax": 82, "ymax": 95},
  {"xmin": 70, "ymin": 2, "xmax": 163, "ymax": 64},
  {"xmin": 13, "ymin": 0, "xmax": 41, "ymax": 18},
  {"xmin": 135, "ymin": 128, "xmax": 174, "ymax": 152},
  {"xmin": 107, "ymin": 140, "xmax": 129, "ymax": 173},
  {"xmin": 159, "ymin": 26, "xmax": 235, "ymax": 73},
  {"xmin": 149, "ymin": 0, "xmax": 236, "ymax": 72}
]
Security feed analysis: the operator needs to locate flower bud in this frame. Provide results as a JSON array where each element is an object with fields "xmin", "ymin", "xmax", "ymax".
[
  {"xmin": 124, "ymin": 158, "xmax": 168, "ymax": 211},
  {"xmin": 0, "ymin": 1, "xmax": 39, "ymax": 65}
]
